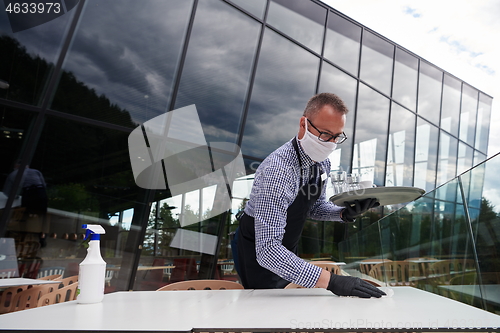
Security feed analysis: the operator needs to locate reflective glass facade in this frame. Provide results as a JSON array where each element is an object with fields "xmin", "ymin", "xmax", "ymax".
[{"xmin": 0, "ymin": 0, "xmax": 493, "ymax": 302}]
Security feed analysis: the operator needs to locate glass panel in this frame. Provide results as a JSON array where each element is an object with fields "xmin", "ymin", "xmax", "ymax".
[
  {"xmin": 468, "ymin": 160, "xmax": 485, "ymax": 210},
  {"xmin": 385, "ymin": 103, "xmax": 415, "ymax": 187},
  {"xmin": 359, "ymin": 31, "xmax": 394, "ymax": 96},
  {"xmin": 0, "ymin": 3, "xmax": 76, "ymax": 106},
  {"xmin": 0, "ymin": 108, "xmax": 37, "ymax": 211},
  {"xmin": 459, "ymin": 84, "xmax": 478, "ymax": 146},
  {"xmin": 392, "ymin": 48, "xmax": 418, "ymax": 111},
  {"xmin": 474, "ymin": 151, "xmax": 486, "ymax": 166},
  {"xmin": 414, "ymin": 118, "xmax": 438, "ymax": 192},
  {"xmin": 323, "ymin": 12, "xmax": 361, "ymax": 75},
  {"xmin": 457, "ymin": 142, "xmax": 473, "ymax": 176},
  {"xmin": 342, "ymin": 153, "xmax": 500, "ymax": 313},
  {"xmin": 51, "ymin": 0, "xmax": 193, "ymax": 126},
  {"xmin": 352, "ymin": 83, "xmax": 390, "ymax": 186},
  {"xmin": 475, "ymin": 154, "xmax": 500, "ymax": 314},
  {"xmin": 436, "ymin": 131, "xmax": 458, "ymax": 201},
  {"xmin": 175, "ymin": 0, "xmax": 261, "ymax": 144},
  {"xmin": 4, "ymin": 114, "xmax": 139, "ymax": 291},
  {"xmin": 475, "ymin": 94, "xmax": 492, "ymax": 153},
  {"xmin": 318, "ymin": 62, "xmax": 357, "ymax": 172},
  {"xmin": 228, "ymin": 0, "xmax": 266, "ymax": 19},
  {"xmin": 417, "ymin": 62, "xmax": 442, "ymax": 125},
  {"xmin": 441, "ymin": 74, "xmax": 461, "ymax": 137},
  {"xmin": 241, "ymin": 28, "xmax": 319, "ymax": 159},
  {"xmin": 267, "ymin": 0, "xmax": 326, "ymax": 54}
]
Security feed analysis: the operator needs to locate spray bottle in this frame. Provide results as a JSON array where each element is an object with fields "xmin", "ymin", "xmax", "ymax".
[{"xmin": 77, "ymin": 224, "xmax": 106, "ymax": 304}]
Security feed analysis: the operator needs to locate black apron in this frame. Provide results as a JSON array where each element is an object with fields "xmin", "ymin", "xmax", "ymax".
[{"xmin": 235, "ymin": 138, "xmax": 325, "ymax": 289}]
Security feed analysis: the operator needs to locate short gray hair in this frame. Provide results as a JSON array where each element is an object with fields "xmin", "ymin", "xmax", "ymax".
[{"xmin": 303, "ymin": 93, "xmax": 349, "ymax": 119}]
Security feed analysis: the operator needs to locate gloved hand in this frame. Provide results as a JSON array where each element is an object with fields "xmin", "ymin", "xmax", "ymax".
[
  {"xmin": 327, "ymin": 274, "xmax": 386, "ymax": 298},
  {"xmin": 341, "ymin": 198, "xmax": 380, "ymax": 223}
]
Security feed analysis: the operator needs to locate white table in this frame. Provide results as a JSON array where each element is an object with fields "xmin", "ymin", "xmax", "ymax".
[
  {"xmin": 0, "ymin": 287, "xmax": 499, "ymax": 332},
  {"xmin": 439, "ymin": 284, "xmax": 500, "ymax": 306},
  {"xmin": 0, "ymin": 278, "xmax": 62, "ymax": 288}
]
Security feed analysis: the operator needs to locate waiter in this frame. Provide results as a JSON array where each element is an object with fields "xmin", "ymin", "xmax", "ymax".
[{"xmin": 235, "ymin": 93, "xmax": 384, "ymax": 298}]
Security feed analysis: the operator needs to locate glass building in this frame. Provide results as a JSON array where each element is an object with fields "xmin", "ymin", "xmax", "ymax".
[{"xmin": 0, "ymin": 0, "xmax": 496, "ymax": 311}]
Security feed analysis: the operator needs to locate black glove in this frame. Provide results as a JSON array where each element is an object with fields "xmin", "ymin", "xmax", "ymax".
[
  {"xmin": 341, "ymin": 198, "xmax": 380, "ymax": 223},
  {"xmin": 327, "ymin": 274, "xmax": 386, "ymax": 298}
]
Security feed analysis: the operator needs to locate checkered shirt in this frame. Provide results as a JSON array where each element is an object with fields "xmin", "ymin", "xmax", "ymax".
[{"xmin": 244, "ymin": 137, "xmax": 343, "ymax": 288}]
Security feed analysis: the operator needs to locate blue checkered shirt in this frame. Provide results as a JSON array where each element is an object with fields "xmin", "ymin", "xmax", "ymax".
[{"xmin": 244, "ymin": 137, "xmax": 343, "ymax": 288}]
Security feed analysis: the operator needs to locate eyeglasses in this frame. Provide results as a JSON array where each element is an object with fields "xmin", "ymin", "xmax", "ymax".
[{"xmin": 307, "ymin": 119, "xmax": 347, "ymax": 144}]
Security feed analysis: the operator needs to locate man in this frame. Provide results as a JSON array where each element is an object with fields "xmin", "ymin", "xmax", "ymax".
[{"xmin": 235, "ymin": 93, "xmax": 384, "ymax": 298}]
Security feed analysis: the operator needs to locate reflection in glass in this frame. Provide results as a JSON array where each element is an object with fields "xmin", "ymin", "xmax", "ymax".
[
  {"xmin": 414, "ymin": 118, "xmax": 438, "ymax": 192},
  {"xmin": 474, "ymin": 151, "xmax": 486, "ymax": 166},
  {"xmin": 441, "ymin": 74, "xmax": 461, "ymax": 137},
  {"xmin": 267, "ymin": 0, "xmax": 326, "ymax": 54},
  {"xmin": 352, "ymin": 84, "xmax": 390, "ymax": 185},
  {"xmin": 385, "ymin": 103, "xmax": 415, "ymax": 187},
  {"xmin": 0, "ymin": 5, "xmax": 76, "ymax": 106},
  {"xmin": 323, "ymin": 12, "xmax": 361, "ymax": 75},
  {"xmin": 319, "ymin": 62, "xmax": 356, "ymax": 171},
  {"xmin": 392, "ymin": 48, "xmax": 418, "ymax": 111},
  {"xmin": 5, "ymin": 114, "xmax": 139, "ymax": 291},
  {"xmin": 459, "ymin": 85, "xmax": 478, "ymax": 147},
  {"xmin": 468, "ymin": 160, "xmax": 485, "ymax": 210},
  {"xmin": 175, "ymin": 0, "xmax": 261, "ymax": 144},
  {"xmin": 241, "ymin": 28, "xmax": 319, "ymax": 159},
  {"xmin": 417, "ymin": 62, "xmax": 442, "ymax": 125},
  {"xmin": 436, "ymin": 131, "xmax": 458, "ymax": 202},
  {"xmin": 0, "ymin": 108, "xmax": 37, "ymax": 211},
  {"xmin": 51, "ymin": 0, "xmax": 193, "ymax": 126},
  {"xmin": 457, "ymin": 142, "xmax": 473, "ymax": 176},
  {"xmin": 475, "ymin": 94, "xmax": 492, "ymax": 153},
  {"xmin": 227, "ymin": 0, "xmax": 267, "ymax": 19},
  {"xmin": 359, "ymin": 31, "xmax": 394, "ymax": 96}
]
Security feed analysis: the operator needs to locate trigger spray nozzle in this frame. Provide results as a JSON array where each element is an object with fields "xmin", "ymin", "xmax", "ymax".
[{"xmin": 82, "ymin": 224, "xmax": 106, "ymax": 241}]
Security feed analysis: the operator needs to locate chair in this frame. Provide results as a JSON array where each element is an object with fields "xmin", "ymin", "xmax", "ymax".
[
  {"xmin": 0, "ymin": 285, "xmax": 28, "ymax": 314},
  {"xmin": 8, "ymin": 283, "xmax": 57, "ymax": 312},
  {"xmin": 310, "ymin": 261, "xmax": 341, "ymax": 275},
  {"xmin": 38, "ymin": 282, "xmax": 79, "ymax": 307},
  {"xmin": 15, "ymin": 241, "xmax": 40, "ymax": 259},
  {"xmin": 404, "ymin": 257, "xmax": 438, "ymax": 277},
  {"xmin": 359, "ymin": 259, "xmax": 392, "ymax": 275},
  {"xmin": 105, "ymin": 269, "xmax": 115, "ymax": 286},
  {"xmin": 430, "ymin": 259, "xmax": 476, "ymax": 285},
  {"xmin": 38, "ymin": 274, "xmax": 63, "ymax": 281},
  {"xmin": 157, "ymin": 279, "xmax": 244, "ymax": 291},
  {"xmin": 58, "ymin": 275, "xmax": 78, "ymax": 288},
  {"xmin": 37, "ymin": 266, "xmax": 65, "ymax": 279},
  {"xmin": 368, "ymin": 261, "xmax": 420, "ymax": 286},
  {"xmin": 0, "ymin": 268, "xmax": 18, "ymax": 279}
]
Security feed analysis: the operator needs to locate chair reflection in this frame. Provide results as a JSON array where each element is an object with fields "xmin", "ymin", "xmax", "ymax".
[{"xmin": 368, "ymin": 261, "xmax": 420, "ymax": 286}]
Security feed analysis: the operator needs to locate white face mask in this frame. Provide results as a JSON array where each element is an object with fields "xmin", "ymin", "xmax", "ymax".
[{"xmin": 298, "ymin": 119, "xmax": 337, "ymax": 162}]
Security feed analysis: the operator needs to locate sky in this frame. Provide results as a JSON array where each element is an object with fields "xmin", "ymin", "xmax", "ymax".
[{"xmin": 321, "ymin": 0, "xmax": 500, "ymax": 156}]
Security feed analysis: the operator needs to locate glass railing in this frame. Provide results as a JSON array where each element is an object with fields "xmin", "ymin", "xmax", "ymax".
[{"xmin": 338, "ymin": 151, "xmax": 500, "ymax": 315}]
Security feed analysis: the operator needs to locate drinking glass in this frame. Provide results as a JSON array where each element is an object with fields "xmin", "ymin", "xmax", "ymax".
[
  {"xmin": 346, "ymin": 173, "xmax": 361, "ymax": 191},
  {"xmin": 330, "ymin": 171, "xmax": 346, "ymax": 194}
]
